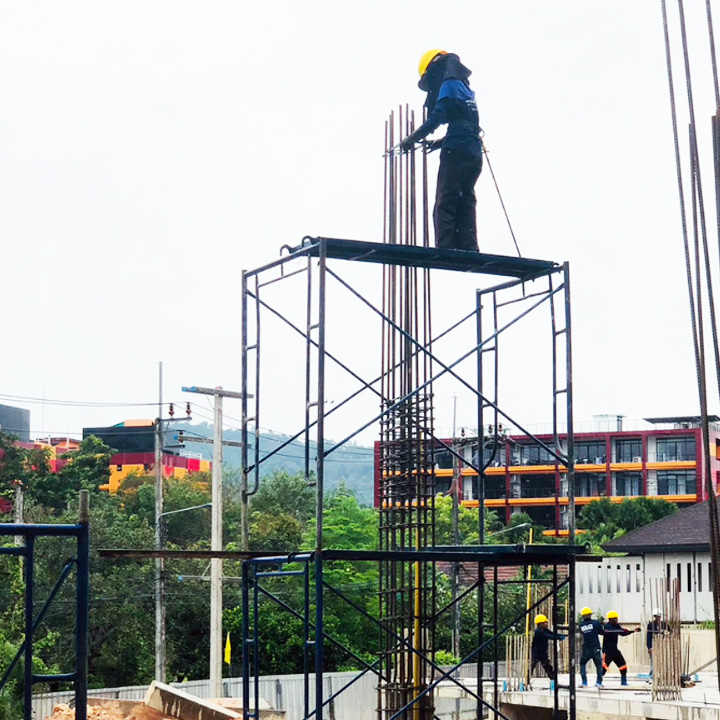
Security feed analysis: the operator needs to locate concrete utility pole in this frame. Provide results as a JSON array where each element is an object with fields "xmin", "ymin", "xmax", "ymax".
[
  {"xmin": 13, "ymin": 480, "xmax": 24, "ymax": 547},
  {"xmin": 155, "ymin": 361, "xmax": 165, "ymax": 682},
  {"xmin": 182, "ymin": 385, "xmax": 243, "ymax": 699}
]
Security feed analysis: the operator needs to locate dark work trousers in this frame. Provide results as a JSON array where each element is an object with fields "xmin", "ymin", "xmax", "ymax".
[
  {"xmin": 603, "ymin": 649, "xmax": 628, "ymax": 677},
  {"xmin": 531, "ymin": 655, "xmax": 555, "ymax": 679},
  {"xmin": 434, "ymin": 148, "xmax": 483, "ymax": 251},
  {"xmin": 580, "ymin": 647, "xmax": 603, "ymax": 684}
]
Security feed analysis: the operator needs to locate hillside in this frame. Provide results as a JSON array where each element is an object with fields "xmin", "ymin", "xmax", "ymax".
[{"xmin": 170, "ymin": 422, "xmax": 375, "ymax": 505}]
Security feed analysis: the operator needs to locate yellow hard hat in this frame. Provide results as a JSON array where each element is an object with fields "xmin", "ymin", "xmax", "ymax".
[
  {"xmin": 535, "ymin": 614, "xmax": 548, "ymax": 624},
  {"xmin": 607, "ymin": 610, "xmax": 619, "ymax": 619},
  {"xmin": 418, "ymin": 49, "xmax": 447, "ymax": 77},
  {"xmin": 581, "ymin": 607, "xmax": 592, "ymax": 616}
]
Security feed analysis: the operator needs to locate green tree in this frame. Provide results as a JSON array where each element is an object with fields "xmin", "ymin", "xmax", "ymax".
[
  {"xmin": 26, "ymin": 436, "xmax": 114, "ymax": 512},
  {"xmin": 434, "ymin": 494, "xmax": 502, "ymax": 545},
  {"xmin": 578, "ymin": 497, "xmax": 678, "ymax": 551},
  {"xmin": 248, "ymin": 470, "xmax": 316, "ymax": 524}
]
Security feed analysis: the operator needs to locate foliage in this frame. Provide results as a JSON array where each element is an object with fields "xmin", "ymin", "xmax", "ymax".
[
  {"xmin": 577, "ymin": 497, "xmax": 678, "ymax": 551},
  {"xmin": 0, "ymin": 431, "xmax": 580, "ymax": 698},
  {"xmin": 249, "ymin": 469, "xmax": 316, "ymax": 524},
  {"xmin": 0, "ymin": 433, "xmax": 51, "ymax": 508},
  {"xmin": 26, "ymin": 436, "xmax": 115, "ymax": 512},
  {"xmin": 434, "ymin": 494, "xmax": 502, "ymax": 545}
]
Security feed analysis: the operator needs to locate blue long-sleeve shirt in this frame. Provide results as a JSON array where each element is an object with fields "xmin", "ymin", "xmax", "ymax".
[
  {"xmin": 411, "ymin": 79, "xmax": 483, "ymax": 155},
  {"xmin": 532, "ymin": 627, "xmax": 566, "ymax": 659},
  {"xmin": 579, "ymin": 619, "xmax": 604, "ymax": 651},
  {"xmin": 646, "ymin": 620, "xmax": 669, "ymax": 650}
]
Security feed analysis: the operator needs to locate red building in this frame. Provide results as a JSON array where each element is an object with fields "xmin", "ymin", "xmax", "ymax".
[{"xmin": 374, "ymin": 415, "xmax": 720, "ymax": 531}]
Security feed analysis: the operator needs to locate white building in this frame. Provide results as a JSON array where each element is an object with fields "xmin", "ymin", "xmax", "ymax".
[{"xmin": 576, "ymin": 501, "xmax": 714, "ymax": 623}]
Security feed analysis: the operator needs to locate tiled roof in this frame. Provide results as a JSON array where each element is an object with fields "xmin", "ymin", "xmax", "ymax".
[
  {"xmin": 603, "ymin": 501, "xmax": 711, "ymax": 553},
  {"xmin": 436, "ymin": 561, "xmax": 568, "ymax": 585}
]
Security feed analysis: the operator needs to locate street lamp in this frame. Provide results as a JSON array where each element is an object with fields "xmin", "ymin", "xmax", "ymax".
[{"xmin": 488, "ymin": 522, "xmax": 531, "ymax": 540}]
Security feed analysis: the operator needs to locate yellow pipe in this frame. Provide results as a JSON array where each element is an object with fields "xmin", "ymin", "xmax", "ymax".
[
  {"xmin": 525, "ymin": 527, "xmax": 533, "ymax": 635},
  {"xmin": 413, "ymin": 557, "xmax": 421, "ymax": 720}
]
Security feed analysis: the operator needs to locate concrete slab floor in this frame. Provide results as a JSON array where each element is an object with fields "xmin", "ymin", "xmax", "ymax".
[{"xmin": 435, "ymin": 672, "xmax": 720, "ymax": 720}]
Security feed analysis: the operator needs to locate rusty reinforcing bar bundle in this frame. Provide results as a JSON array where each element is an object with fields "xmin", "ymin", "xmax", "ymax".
[{"xmin": 377, "ymin": 107, "xmax": 436, "ymax": 720}]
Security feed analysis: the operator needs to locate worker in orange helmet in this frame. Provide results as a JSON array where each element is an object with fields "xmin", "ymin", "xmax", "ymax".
[
  {"xmin": 399, "ymin": 50, "xmax": 483, "ymax": 252},
  {"xmin": 602, "ymin": 610, "xmax": 640, "ymax": 686}
]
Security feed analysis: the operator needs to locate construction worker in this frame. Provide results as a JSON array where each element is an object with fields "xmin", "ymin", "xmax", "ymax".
[
  {"xmin": 578, "ymin": 607, "xmax": 604, "ymax": 687},
  {"xmin": 602, "ymin": 611, "xmax": 640, "ymax": 685},
  {"xmin": 646, "ymin": 608, "xmax": 669, "ymax": 677},
  {"xmin": 399, "ymin": 50, "xmax": 483, "ymax": 252},
  {"xmin": 531, "ymin": 614, "xmax": 566, "ymax": 679}
]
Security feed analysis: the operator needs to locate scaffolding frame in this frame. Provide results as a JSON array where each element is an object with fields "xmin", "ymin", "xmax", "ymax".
[
  {"xmin": 0, "ymin": 493, "xmax": 90, "ymax": 720},
  {"xmin": 240, "ymin": 237, "xmax": 578, "ymax": 719}
]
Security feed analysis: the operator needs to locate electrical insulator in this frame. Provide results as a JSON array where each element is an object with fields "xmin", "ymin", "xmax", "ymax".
[
  {"xmin": 169, "ymin": 403, "xmax": 175, "ymax": 417},
  {"xmin": 186, "ymin": 402, "xmax": 191, "ymax": 416}
]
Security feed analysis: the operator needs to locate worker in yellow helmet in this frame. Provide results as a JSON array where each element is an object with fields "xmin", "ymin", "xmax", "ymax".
[
  {"xmin": 399, "ymin": 50, "xmax": 483, "ymax": 252},
  {"xmin": 532, "ymin": 614, "xmax": 566, "ymax": 679},
  {"xmin": 602, "ymin": 610, "xmax": 640, "ymax": 686},
  {"xmin": 578, "ymin": 607, "xmax": 604, "ymax": 687}
]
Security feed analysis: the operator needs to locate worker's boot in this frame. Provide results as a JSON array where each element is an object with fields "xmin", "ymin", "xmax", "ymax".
[{"xmin": 621, "ymin": 675, "xmax": 628, "ymax": 686}]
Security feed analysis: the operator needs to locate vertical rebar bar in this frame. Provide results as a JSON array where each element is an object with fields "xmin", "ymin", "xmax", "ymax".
[{"xmin": 379, "ymin": 109, "xmax": 435, "ymax": 720}]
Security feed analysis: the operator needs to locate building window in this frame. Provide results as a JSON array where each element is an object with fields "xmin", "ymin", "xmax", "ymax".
[
  {"xmin": 688, "ymin": 563, "xmax": 692, "ymax": 593},
  {"xmin": 518, "ymin": 474, "xmax": 555, "ymax": 499},
  {"xmin": 576, "ymin": 473, "xmax": 606, "ymax": 497},
  {"xmin": 627, "ymin": 564, "xmax": 631, "ymax": 593},
  {"xmin": 615, "ymin": 438, "xmax": 642, "ymax": 462},
  {"xmin": 699, "ymin": 563, "xmax": 703, "ymax": 592},
  {"xmin": 575, "ymin": 441, "xmax": 606, "ymax": 464},
  {"xmin": 656, "ymin": 436, "xmax": 696, "ymax": 462},
  {"xmin": 657, "ymin": 470, "xmax": 696, "ymax": 495},
  {"xmin": 614, "ymin": 471, "xmax": 642, "ymax": 496},
  {"xmin": 636, "ymin": 564, "xmax": 641, "ymax": 592},
  {"xmin": 514, "ymin": 444, "xmax": 557, "ymax": 466}
]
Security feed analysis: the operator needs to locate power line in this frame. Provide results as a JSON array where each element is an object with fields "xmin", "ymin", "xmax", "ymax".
[{"xmin": 0, "ymin": 392, "xmax": 158, "ymax": 408}]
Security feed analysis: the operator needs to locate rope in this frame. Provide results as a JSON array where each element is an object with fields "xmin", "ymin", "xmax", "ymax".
[{"xmin": 483, "ymin": 146, "xmax": 522, "ymax": 257}]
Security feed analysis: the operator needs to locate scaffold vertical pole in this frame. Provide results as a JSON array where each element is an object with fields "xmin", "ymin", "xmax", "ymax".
[
  {"xmin": 23, "ymin": 536, "xmax": 34, "ymax": 720},
  {"xmin": 75, "ymin": 491, "xmax": 90, "ymax": 720},
  {"xmin": 475, "ymin": 287, "xmax": 485, "ymax": 720},
  {"xmin": 563, "ymin": 261, "xmax": 576, "ymax": 718},
  {"xmin": 315, "ymin": 237, "xmax": 327, "ymax": 718},
  {"xmin": 241, "ymin": 271, "xmax": 250, "ymax": 552}
]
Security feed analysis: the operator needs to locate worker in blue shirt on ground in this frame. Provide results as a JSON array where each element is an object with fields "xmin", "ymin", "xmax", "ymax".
[
  {"xmin": 579, "ymin": 607, "xmax": 605, "ymax": 687},
  {"xmin": 400, "ymin": 49, "xmax": 483, "ymax": 252},
  {"xmin": 602, "ymin": 611, "xmax": 641, "ymax": 685},
  {"xmin": 532, "ymin": 614, "xmax": 566, "ymax": 679},
  {"xmin": 646, "ymin": 608, "xmax": 670, "ymax": 677}
]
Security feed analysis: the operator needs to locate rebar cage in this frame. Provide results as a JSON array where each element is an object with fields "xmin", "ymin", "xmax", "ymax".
[{"xmin": 240, "ymin": 233, "xmax": 579, "ymax": 720}]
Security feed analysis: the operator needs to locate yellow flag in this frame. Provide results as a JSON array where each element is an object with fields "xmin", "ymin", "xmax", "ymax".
[{"xmin": 224, "ymin": 632, "xmax": 231, "ymax": 665}]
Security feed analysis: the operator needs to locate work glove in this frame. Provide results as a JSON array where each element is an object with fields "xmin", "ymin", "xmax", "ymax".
[{"xmin": 399, "ymin": 132, "xmax": 420, "ymax": 152}]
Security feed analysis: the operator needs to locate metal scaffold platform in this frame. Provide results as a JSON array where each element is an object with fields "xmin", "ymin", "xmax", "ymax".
[{"xmin": 240, "ymin": 109, "xmax": 580, "ymax": 720}]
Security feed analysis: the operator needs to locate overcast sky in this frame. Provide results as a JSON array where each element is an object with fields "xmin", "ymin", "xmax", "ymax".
[{"xmin": 1, "ymin": 1, "xmax": 718, "ymax": 445}]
